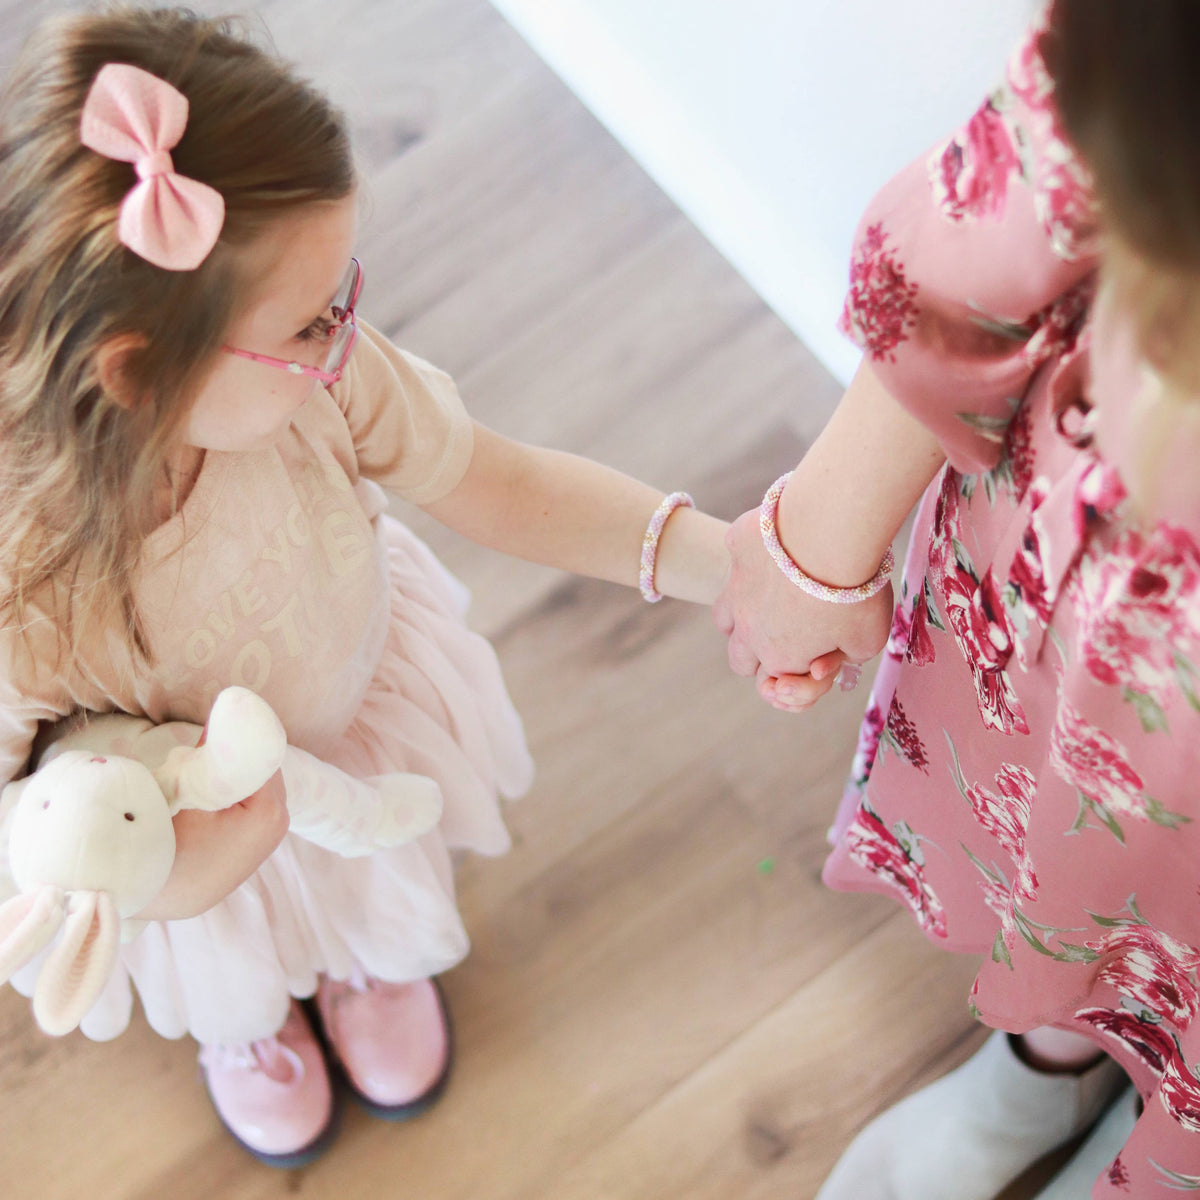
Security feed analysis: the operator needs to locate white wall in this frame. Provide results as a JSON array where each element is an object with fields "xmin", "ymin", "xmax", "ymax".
[{"xmin": 490, "ymin": 0, "xmax": 1034, "ymax": 384}]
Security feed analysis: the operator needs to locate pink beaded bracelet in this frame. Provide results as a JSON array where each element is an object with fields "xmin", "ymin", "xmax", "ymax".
[
  {"xmin": 759, "ymin": 473, "xmax": 894, "ymax": 605},
  {"xmin": 640, "ymin": 491, "xmax": 694, "ymax": 602}
]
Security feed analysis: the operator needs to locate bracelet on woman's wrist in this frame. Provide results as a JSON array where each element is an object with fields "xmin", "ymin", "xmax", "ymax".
[
  {"xmin": 639, "ymin": 491, "xmax": 694, "ymax": 602},
  {"xmin": 759, "ymin": 472, "xmax": 893, "ymax": 605}
]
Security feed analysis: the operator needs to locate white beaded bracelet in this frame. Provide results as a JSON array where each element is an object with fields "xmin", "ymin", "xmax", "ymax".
[
  {"xmin": 759, "ymin": 473, "xmax": 894, "ymax": 605},
  {"xmin": 640, "ymin": 491, "xmax": 694, "ymax": 602}
]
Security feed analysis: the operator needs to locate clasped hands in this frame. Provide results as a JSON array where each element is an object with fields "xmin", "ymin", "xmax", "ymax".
[{"xmin": 712, "ymin": 507, "xmax": 893, "ymax": 713}]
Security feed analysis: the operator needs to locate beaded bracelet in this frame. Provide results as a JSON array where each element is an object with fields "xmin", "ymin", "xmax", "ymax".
[
  {"xmin": 759, "ymin": 473, "xmax": 894, "ymax": 605},
  {"xmin": 640, "ymin": 492, "xmax": 694, "ymax": 602}
]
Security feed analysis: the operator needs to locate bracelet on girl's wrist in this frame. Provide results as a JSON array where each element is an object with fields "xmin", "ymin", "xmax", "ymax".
[
  {"xmin": 759, "ymin": 472, "xmax": 893, "ymax": 605},
  {"xmin": 640, "ymin": 492, "xmax": 694, "ymax": 602}
]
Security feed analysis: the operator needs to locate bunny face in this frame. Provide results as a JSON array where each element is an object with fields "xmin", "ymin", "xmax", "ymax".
[{"xmin": 9, "ymin": 751, "xmax": 176, "ymax": 919}]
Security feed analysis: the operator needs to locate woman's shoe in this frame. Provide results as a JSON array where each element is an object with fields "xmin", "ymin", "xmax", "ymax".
[
  {"xmin": 198, "ymin": 1000, "xmax": 338, "ymax": 1168},
  {"xmin": 815, "ymin": 1031, "xmax": 1127, "ymax": 1200},
  {"xmin": 313, "ymin": 971, "xmax": 453, "ymax": 1121}
]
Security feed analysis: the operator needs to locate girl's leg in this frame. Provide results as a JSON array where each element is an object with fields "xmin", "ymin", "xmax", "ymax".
[
  {"xmin": 815, "ymin": 1026, "xmax": 1127, "ymax": 1200},
  {"xmin": 314, "ymin": 969, "xmax": 453, "ymax": 1120},
  {"xmin": 199, "ymin": 1000, "xmax": 337, "ymax": 1168}
]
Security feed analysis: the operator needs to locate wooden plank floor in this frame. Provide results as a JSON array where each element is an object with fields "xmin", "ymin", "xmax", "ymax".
[{"xmin": 0, "ymin": 3, "xmax": 1012, "ymax": 1198}]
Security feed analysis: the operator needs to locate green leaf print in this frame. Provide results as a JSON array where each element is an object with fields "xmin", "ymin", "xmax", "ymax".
[
  {"xmin": 944, "ymin": 730, "xmax": 969, "ymax": 800},
  {"xmin": 925, "ymin": 578, "xmax": 947, "ymax": 634},
  {"xmin": 955, "ymin": 410, "xmax": 1015, "ymax": 444},
  {"xmin": 1069, "ymin": 791, "xmax": 1126, "ymax": 845},
  {"xmin": 1145, "ymin": 795, "xmax": 1194, "ymax": 830},
  {"xmin": 1152, "ymin": 1160, "xmax": 1200, "ymax": 1191},
  {"xmin": 1176, "ymin": 655, "xmax": 1200, "ymax": 714},
  {"xmin": 1049, "ymin": 941, "xmax": 1100, "ymax": 964},
  {"xmin": 1123, "ymin": 686, "xmax": 1170, "ymax": 734},
  {"xmin": 991, "ymin": 929, "xmax": 1013, "ymax": 969}
]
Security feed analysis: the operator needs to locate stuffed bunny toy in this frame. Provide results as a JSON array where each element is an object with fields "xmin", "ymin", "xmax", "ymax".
[{"xmin": 0, "ymin": 686, "xmax": 442, "ymax": 1036}]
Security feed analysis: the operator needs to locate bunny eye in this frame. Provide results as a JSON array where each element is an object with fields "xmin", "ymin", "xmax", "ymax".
[
  {"xmin": 42, "ymin": 800, "xmax": 50, "ymax": 810},
  {"xmin": 124, "ymin": 812, "xmax": 135, "ymax": 822}
]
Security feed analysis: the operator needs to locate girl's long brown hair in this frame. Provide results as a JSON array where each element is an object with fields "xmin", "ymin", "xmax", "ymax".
[{"xmin": 0, "ymin": 5, "xmax": 354, "ymax": 669}]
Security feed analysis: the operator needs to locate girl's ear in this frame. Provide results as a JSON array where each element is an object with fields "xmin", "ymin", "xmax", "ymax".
[{"xmin": 95, "ymin": 333, "xmax": 149, "ymax": 410}]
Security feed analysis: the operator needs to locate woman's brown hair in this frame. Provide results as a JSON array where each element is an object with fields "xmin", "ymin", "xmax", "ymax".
[
  {"xmin": 0, "ymin": 5, "xmax": 354, "ymax": 668},
  {"xmin": 1044, "ymin": 0, "xmax": 1200, "ymax": 391}
]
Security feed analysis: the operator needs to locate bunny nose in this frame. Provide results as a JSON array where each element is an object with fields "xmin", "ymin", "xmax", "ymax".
[{"xmin": 90, "ymin": 756, "xmax": 107, "ymax": 764}]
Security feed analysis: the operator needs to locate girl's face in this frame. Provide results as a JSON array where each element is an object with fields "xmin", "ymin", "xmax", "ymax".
[{"xmin": 183, "ymin": 193, "xmax": 359, "ymax": 453}]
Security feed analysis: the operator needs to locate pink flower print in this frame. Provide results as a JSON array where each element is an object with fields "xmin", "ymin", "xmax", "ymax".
[
  {"xmin": 942, "ymin": 564, "xmax": 1030, "ymax": 735},
  {"xmin": 1075, "ymin": 1006, "xmax": 1179, "ymax": 1076},
  {"xmin": 1034, "ymin": 141, "xmax": 1098, "ymax": 262},
  {"xmin": 848, "ymin": 700, "xmax": 887, "ymax": 790},
  {"xmin": 1162, "ymin": 1052, "xmax": 1200, "ymax": 1133},
  {"xmin": 1084, "ymin": 924, "xmax": 1200, "ymax": 1029},
  {"xmin": 1075, "ymin": 524, "xmax": 1200, "ymax": 708},
  {"xmin": 1072, "ymin": 459, "xmax": 1127, "ymax": 542},
  {"xmin": 928, "ymin": 97, "xmax": 1022, "ymax": 224},
  {"xmin": 1050, "ymin": 700, "xmax": 1146, "ymax": 818},
  {"xmin": 839, "ymin": 223, "xmax": 919, "ymax": 363},
  {"xmin": 887, "ymin": 576, "xmax": 938, "ymax": 668},
  {"xmin": 1000, "ymin": 401, "xmax": 1036, "ymax": 503},
  {"xmin": 977, "ymin": 869, "xmax": 1019, "ymax": 950},
  {"xmin": 1107, "ymin": 1154, "xmax": 1130, "ymax": 1191},
  {"xmin": 1009, "ymin": 486, "xmax": 1055, "ymax": 628},
  {"xmin": 1004, "ymin": 7, "xmax": 1099, "ymax": 260},
  {"xmin": 967, "ymin": 763, "xmax": 1039, "ymax": 901},
  {"xmin": 885, "ymin": 601, "xmax": 912, "ymax": 663},
  {"xmin": 845, "ymin": 805, "xmax": 948, "ymax": 938},
  {"xmin": 930, "ymin": 469, "xmax": 962, "ymax": 572},
  {"xmin": 1021, "ymin": 280, "xmax": 1093, "ymax": 373},
  {"xmin": 884, "ymin": 696, "xmax": 929, "ymax": 774},
  {"xmin": 1006, "ymin": 11, "xmax": 1055, "ymax": 114},
  {"xmin": 907, "ymin": 580, "xmax": 938, "ymax": 667}
]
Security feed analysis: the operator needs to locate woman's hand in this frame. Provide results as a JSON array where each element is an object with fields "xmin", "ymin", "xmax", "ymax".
[
  {"xmin": 713, "ymin": 507, "xmax": 894, "ymax": 711},
  {"xmin": 135, "ymin": 771, "xmax": 289, "ymax": 922}
]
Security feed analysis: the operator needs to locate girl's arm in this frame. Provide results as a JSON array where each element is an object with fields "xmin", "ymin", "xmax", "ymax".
[
  {"xmin": 714, "ymin": 359, "xmax": 946, "ymax": 709},
  {"xmin": 421, "ymin": 422, "xmax": 730, "ymax": 605},
  {"xmin": 135, "ymin": 773, "xmax": 289, "ymax": 921}
]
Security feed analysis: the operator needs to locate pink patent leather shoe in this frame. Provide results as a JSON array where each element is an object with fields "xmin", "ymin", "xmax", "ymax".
[
  {"xmin": 198, "ymin": 1001, "xmax": 338, "ymax": 1168},
  {"xmin": 313, "ymin": 970, "xmax": 453, "ymax": 1120}
]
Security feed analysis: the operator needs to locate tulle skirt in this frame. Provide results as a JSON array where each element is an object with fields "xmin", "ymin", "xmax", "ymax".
[{"xmin": 14, "ymin": 516, "xmax": 534, "ymax": 1044}]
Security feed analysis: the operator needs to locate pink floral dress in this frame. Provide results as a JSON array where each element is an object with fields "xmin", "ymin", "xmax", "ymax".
[{"xmin": 822, "ymin": 12, "xmax": 1200, "ymax": 1195}]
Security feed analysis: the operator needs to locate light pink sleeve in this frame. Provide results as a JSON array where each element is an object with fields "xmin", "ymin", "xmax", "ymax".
[
  {"xmin": 328, "ymin": 321, "xmax": 475, "ymax": 505},
  {"xmin": 0, "ymin": 608, "xmax": 82, "ymax": 794},
  {"xmin": 839, "ymin": 16, "xmax": 1100, "ymax": 474}
]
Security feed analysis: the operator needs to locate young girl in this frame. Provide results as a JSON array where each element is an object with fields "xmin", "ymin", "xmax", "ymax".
[
  {"xmin": 716, "ymin": 2, "xmax": 1200, "ymax": 1197},
  {"xmin": 0, "ymin": 6, "xmax": 728, "ymax": 1166}
]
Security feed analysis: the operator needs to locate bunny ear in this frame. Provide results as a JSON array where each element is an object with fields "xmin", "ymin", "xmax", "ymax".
[
  {"xmin": 0, "ymin": 886, "xmax": 65, "ymax": 984},
  {"xmin": 33, "ymin": 891, "xmax": 120, "ymax": 1037}
]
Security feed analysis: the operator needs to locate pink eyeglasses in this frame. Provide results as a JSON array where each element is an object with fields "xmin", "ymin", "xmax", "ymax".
[{"xmin": 223, "ymin": 258, "xmax": 363, "ymax": 386}]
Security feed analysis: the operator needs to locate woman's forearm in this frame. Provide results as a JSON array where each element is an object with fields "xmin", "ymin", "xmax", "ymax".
[
  {"xmin": 776, "ymin": 360, "xmax": 946, "ymax": 587},
  {"xmin": 422, "ymin": 422, "xmax": 729, "ymax": 604}
]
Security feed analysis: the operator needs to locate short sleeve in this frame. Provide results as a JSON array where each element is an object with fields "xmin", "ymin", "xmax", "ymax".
[
  {"xmin": 0, "ymin": 605, "xmax": 81, "ymax": 785},
  {"xmin": 839, "ymin": 14, "xmax": 1100, "ymax": 474},
  {"xmin": 327, "ymin": 321, "xmax": 475, "ymax": 505}
]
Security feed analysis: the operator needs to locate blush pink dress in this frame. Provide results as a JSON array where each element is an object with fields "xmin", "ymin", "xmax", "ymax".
[
  {"xmin": 0, "ymin": 322, "xmax": 534, "ymax": 1046},
  {"xmin": 822, "ymin": 13, "xmax": 1200, "ymax": 1195}
]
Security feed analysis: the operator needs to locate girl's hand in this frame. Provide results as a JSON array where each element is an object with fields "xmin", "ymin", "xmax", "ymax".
[
  {"xmin": 713, "ymin": 508, "xmax": 893, "ymax": 708},
  {"xmin": 135, "ymin": 771, "xmax": 289, "ymax": 921}
]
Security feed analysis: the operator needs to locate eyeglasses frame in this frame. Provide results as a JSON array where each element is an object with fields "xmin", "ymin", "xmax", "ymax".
[{"xmin": 222, "ymin": 258, "xmax": 363, "ymax": 386}]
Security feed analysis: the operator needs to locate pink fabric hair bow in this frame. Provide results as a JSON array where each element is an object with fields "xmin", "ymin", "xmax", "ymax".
[{"xmin": 79, "ymin": 63, "xmax": 225, "ymax": 271}]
